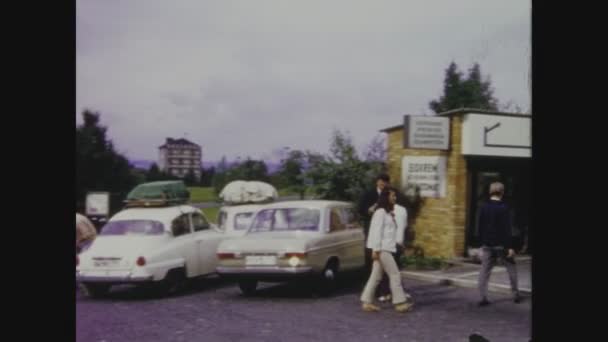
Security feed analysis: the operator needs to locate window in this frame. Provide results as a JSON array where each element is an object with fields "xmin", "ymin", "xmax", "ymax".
[
  {"xmin": 329, "ymin": 208, "xmax": 346, "ymax": 232},
  {"xmin": 171, "ymin": 214, "xmax": 191, "ymax": 237},
  {"xmin": 234, "ymin": 212, "xmax": 255, "ymax": 230},
  {"xmin": 341, "ymin": 207, "xmax": 361, "ymax": 229},
  {"xmin": 100, "ymin": 220, "xmax": 164, "ymax": 236},
  {"xmin": 250, "ymin": 208, "xmax": 320, "ymax": 232},
  {"xmin": 217, "ymin": 210, "xmax": 228, "ymax": 231},
  {"xmin": 191, "ymin": 212, "xmax": 210, "ymax": 232}
]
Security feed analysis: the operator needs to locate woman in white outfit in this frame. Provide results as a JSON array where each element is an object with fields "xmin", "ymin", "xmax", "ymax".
[{"xmin": 360, "ymin": 187, "xmax": 414, "ymax": 313}]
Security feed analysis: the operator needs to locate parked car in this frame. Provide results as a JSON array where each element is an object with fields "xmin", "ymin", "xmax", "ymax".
[
  {"xmin": 216, "ymin": 204, "xmax": 265, "ymax": 237},
  {"xmin": 215, "ymin": 200, "xmax": 366, "ymax": 295},
  {"xmin": 76, "ymin": 205, "xmax": 224, "ymax": 297}
]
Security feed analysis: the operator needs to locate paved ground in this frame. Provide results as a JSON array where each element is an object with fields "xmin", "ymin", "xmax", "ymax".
[
  {"xmin": 401, "ymin": 257, "xmax": 532, "ymax": 295},
  {"xmin": 77, "ymin": 275, "xmax": 531, "ymax": 342}
]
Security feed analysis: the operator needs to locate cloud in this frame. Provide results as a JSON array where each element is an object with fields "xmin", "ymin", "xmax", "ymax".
[{"xmin": 77, "ymin": 0, "xmax": 531, "ymax": 161}]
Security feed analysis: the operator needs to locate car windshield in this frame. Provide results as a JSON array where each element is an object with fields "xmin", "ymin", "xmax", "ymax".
[
  {"xmin": 100, "ymin": 220, "xmax": 165, "ymax": 236},
  {"xmin": 249, "ymin": 208, "xmax": 320, "ymax": 232}
]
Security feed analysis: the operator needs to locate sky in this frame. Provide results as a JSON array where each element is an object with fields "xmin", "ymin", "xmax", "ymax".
[{"xmin": 76, "ymin": 0, "xmax": 530, "ymax": 164}]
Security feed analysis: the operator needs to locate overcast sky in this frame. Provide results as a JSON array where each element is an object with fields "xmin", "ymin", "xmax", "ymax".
[{"xmin": 77, "ymin": 0, "xmax": 530, "ymax": 163}]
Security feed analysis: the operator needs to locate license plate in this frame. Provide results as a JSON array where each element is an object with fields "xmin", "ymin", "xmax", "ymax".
[
  {"xmin": 245, "ymin": 255, "xmax": 277, "ymax": 266},
  {"xmin": 93, "ymin": 260, "xmax": 119, "ymax": 267}
]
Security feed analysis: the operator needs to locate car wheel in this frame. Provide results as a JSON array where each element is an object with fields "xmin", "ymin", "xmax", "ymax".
[
  {"xmin": 316, "ymin": 260, "xmax": 339, "ymax": 295},
  {"xmin": 238, "ymin": 280, "xmax": 258, "ymax": 296},
  {"xmin": 159, "ymin": 269, "xmax": 186, "ymax": 295},
  {"xmin": 81, "ymin": 283, "xmax": 111, "ymax": 298},
  {"xmin": 150, "ymin": 269, "xmax": 186, "ymax": 297}
]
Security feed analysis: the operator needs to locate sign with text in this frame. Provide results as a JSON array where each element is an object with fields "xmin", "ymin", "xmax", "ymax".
[
  {"xmin": 401, "ymin": 156, "xmax": 447, "ymax": 198},
  {"xmin": 403, "ymin": 115, "xmax": 450, "ymax": 150},
  {"xmin": 86, "ymin": 192, "xmax": 110, "ymax": 216}
]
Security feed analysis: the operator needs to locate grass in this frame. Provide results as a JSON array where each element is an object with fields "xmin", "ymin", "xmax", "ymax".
[
  {"xmin": 277, "ymin": 186, "xmax": 320, "ymax": 198},
  {"xmin": 188, "ymin": 187, "xmax": 218, "ymax": 203},
  {"xmin": 201, "ymin": 206, "xmax": 220, "ymax": 224}
]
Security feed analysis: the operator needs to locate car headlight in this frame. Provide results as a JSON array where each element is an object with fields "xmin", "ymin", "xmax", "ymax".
[{"xmin": 288, "ymin": 256, "xmax": 301, "ymax": 267}]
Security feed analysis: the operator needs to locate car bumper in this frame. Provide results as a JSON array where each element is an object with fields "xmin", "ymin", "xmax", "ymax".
[
  {"xmin": 76, "ymin": 271, "xmax": 153, "ymax": 283},
  {"xmin": 216, "ymin": 266, "xmax": 314, "ymax": 281}
]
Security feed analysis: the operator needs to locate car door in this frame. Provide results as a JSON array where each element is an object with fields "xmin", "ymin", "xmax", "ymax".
[
  {"xmin": 191, "ymin": 211, "xmax": 224, "ymax": 275},
  {"xmin": 170, "ymin": 214, "xmax": 199, "ymax": 278},
  {"xmin": 340, "ymin": 206, "xmax": 366, "ymax": 269},
  {"xmin": 326, "ymin": 207, "xmax": 354, "ymax": 268}
]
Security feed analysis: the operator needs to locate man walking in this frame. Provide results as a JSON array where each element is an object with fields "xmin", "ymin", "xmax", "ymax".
[{"xmin": 477, "ymin": 182, "xmax": 521, "ymax": 306}]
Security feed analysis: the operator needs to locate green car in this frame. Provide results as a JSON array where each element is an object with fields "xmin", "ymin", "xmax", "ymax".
[{"xmin": 125, "ymin": 181, "xmax": 190, "ymax": 207}]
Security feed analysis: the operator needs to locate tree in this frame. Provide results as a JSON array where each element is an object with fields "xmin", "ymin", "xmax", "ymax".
[
  {"xmin": 305, "ymin": 130, "xmax": 384, "ymax": 203},
  {"xmin": 76, "ymin": 110, "xmax": 137, "ymax": 213},
  {"xmin": 183, "ymin": 169, "xmax": 197, "ymax": 186},
  {"xmin": 146, "ymin": 163, "xmax": 162, "ymax": 181},
  {"xmin": 277, "ymin": 150, "xmax": 307, "ymax": 199},
  {"xmin": 211, "ymin": 158, "xmax": 270, "ymax": 195},
  {"xmin": 429, "ymin": 62, "xmax": 499, "ymax": 114},
  {"xmin": 364, "ymin": 134, "xmax": 387, "ymax": 163},
  {"xmin": 235, "ymin": 159, "xmax": 269, "ymax": 182},
  {"xmin": 200, "ymin": 166, "xmax": 215, "ymax": 187}
]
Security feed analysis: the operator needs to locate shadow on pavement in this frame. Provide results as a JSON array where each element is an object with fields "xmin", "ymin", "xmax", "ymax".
[{"xmin": 77, "ymin": 276, "xmax": 236, "ymax": 302}]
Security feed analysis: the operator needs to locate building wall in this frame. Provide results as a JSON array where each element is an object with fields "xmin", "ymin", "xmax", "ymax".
[
  {"xmin": 158, "ymin": 144, "xmax": 202, "ymax": 181},
  {"xmin": 386, "ymin": 116, "xmax": 468, "ymax": 258},
  {"xmin": 158, "ymin": 148, "xmax": 167, "ymax": 171}
]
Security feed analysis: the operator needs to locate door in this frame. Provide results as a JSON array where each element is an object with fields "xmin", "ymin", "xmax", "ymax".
[
  {"xmin": 170, "ymin": 214, "xmax": 199, "ymax": 278},
  {"xmin": 191, "ymin": 212, "xmax": 224, "ymax": 275},
  {"xmin": 466, "ymin": 157, "xmax": 532, "ymax": 255}
]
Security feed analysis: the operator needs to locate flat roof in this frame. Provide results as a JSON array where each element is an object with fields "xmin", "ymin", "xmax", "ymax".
[{"xmin": 380, "ymin": 108, "xmax": 531, "ymax": 133}]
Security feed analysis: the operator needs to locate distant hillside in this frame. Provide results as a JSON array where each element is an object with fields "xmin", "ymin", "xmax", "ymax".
[{"xmin": 129, "ymin": 159, "xmax": 282, "ymax": 173}]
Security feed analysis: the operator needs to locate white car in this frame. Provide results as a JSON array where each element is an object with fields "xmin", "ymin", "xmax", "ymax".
[
  {"xmin": 216, "ymin": 204, "xmax": 265, "ymax": 237},
  {"xmin": 215, "ymin": 200, "xmax": 366, "ymax": 295},
  {"xmin": 76, "ymin": 205, "xmax": 224, "ymax": 297}
]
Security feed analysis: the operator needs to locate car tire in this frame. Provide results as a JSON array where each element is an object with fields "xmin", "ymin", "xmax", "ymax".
[
  {"xmin": 316, "ymin": 260, "xmax": 339, "ymax": 296},
  {"xmin": 150, "ymin": 268, "xmax": 186, "ymax": 297},
  {"xmin": 81, "ymin": 283, "xmax": 111, "ymax": 298},
  {"xmin": 238, "ymin": 280, "xmax": 258, "ymax": 296}
]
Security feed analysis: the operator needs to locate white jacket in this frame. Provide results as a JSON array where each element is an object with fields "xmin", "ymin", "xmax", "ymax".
[
  {"xmin": 394, "ymin": 204, "xmax": 408, "ymax": 245},
  {"xmin": 366, "ymin": 206, "xmax": 408, "ymax": 252}
]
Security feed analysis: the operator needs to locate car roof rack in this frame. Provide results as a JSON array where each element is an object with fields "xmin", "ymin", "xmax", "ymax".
[{"xmin": 124, "ymin": 181, "xmax": 190, "ymax": 209}]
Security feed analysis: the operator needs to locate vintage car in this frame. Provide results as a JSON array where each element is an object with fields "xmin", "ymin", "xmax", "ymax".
[
  {"xmin": 216, "ymin": 204, "xmax": 265, "ymax": 237},
  {"xmin": 76, "ymin": 205, "xmax": 224, "ymax": 297},
  {"xmin": 215, "ymin": 200, "xmax": 366, "ymax": 295}
]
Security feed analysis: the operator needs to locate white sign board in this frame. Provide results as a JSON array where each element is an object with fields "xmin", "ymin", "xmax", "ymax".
[
  {"xmin": 86, "ymin": 192, "xmax": 110, "ymax": 216},
  {"xmin": 461, "ymin": 113, "xmax": 531, "ymax": 157},
  {"xmin": 401, "ymin": 156, "xmax": 447, "ymax": 198},
  {"xmin": 404, "ymin": 115, "xmax": 450, "ymax": 150}
]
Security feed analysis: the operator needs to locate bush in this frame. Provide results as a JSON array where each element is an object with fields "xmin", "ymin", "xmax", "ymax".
[{"xmin": 401, "ymin": 255, "xmax": 447, "ymax": 270}]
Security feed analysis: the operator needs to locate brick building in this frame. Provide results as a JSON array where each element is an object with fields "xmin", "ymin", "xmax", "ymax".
[{"xmin": 381, "ymin": 108, "xmax": 531, "ymax": 258}]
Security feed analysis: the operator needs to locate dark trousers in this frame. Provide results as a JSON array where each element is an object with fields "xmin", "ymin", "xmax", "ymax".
[{"xmin": 376, "ymin": 248, "xmax": 403, "ymax": 297}]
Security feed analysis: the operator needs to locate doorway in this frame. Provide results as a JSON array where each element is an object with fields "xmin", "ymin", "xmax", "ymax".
[{"xmin": 465, "ymin": 157, "xmax": 532, "ymax": 255}]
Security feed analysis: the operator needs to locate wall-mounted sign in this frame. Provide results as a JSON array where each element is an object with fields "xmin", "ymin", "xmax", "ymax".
[
  {"xmin": 86, "ymin": 192, "xmax": 110, "ymax": 216},
  {"xmin": 401, "ymin": 156, "xmax": 447, "ymax": 198},
  {"xmin": 403, "ymin": 115, "xmax": 450, "ymax": 150},
  {"xmin": 461, "ymin": 113, "xmax": 531, "ymax": 157}
]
